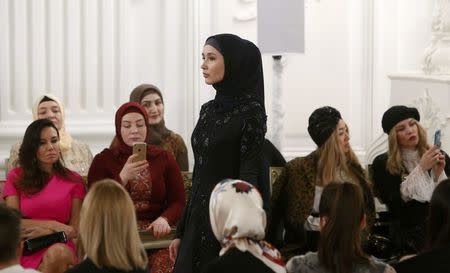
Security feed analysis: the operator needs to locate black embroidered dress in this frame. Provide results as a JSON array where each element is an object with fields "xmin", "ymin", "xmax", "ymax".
[{"xmin": 173, "ymin": 34, "xmax": 267, "ymax": 273}]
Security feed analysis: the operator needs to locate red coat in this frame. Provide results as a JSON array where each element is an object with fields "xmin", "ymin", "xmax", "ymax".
[{"xmin": 87, "ymin": 146, "xmax": 185, "ymax": 226}]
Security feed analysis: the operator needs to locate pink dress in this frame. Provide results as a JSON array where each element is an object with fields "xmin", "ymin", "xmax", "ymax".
[{"xmin": 3, "ymin": 167, "xmax": 86, "ymax": 269}]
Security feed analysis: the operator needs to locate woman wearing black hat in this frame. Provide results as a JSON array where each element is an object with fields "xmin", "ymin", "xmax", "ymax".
[
  {"xmin": 372, "ymin": 105, "xmax": 450, "ymax": 255},
  {"xmin": 268, "ymin": 106, "xmax": 375, "ymax": 261},
  {"xmin": 169, "ymin": 34, "xmax": 267, "ymax": 273}
]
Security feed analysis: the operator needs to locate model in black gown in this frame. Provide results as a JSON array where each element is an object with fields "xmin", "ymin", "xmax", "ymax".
[{"xmin": 171, "ymin": 33, "xmax": 267, "ymax": 273}]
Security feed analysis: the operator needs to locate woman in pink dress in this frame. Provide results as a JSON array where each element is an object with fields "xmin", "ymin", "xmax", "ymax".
[{"xmin": 3, "ymin": 118, "xmax": 86, "ymax": 273}]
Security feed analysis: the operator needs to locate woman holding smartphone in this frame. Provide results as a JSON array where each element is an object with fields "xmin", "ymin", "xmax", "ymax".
[
  {"xmin": 87, "ymin": 102, "xmax": 185, "ymax": 273},
  {"xmin": 372, "ymin": 105, "xmax": 450, "ymax": 255}
]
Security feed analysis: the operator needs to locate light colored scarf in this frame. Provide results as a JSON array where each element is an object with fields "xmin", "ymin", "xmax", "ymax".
[
  {"xmin": 32, "ymin": 93, "xmax": 73, "ymax": 152},
  {"xmin": 210, "ymin": 179, "xmax": 286, "ymax": 273}
]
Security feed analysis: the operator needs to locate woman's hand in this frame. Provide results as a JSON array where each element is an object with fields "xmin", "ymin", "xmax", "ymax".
[
  {"xmin": 432, "ymin": 151, "xmax": 445, "ymax": 179},
  {"xmin": 169, "ymin": 238, "xmax": 181, "ymax": 262},
  {"xmin": 21, "ymin": 226, "xmax": 53, "ymax": 240},
  {"xmin": 420, "ymin": 146, "xmax": 442, "ymax": 171},
  {"xmin": 147, "ymin": 217, "xmax": 171, "ymax": 238},
  {"xmin": 48, "ymin": 221, "xmax": 77, "ymax": 239},
  {"xmin": 119, "ymin": 154, "xmax": 149, "ymax": 185}
]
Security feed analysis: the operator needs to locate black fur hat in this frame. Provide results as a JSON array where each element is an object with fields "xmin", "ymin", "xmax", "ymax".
[{"xmin": 382, "ymin": 105, "xmax": 420, "ymax": 134}]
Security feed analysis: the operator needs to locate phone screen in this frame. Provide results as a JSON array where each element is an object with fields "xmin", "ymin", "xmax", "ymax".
[{"xmin": 434, "ymin": 129, "xmax": 442, "ymax": 148}]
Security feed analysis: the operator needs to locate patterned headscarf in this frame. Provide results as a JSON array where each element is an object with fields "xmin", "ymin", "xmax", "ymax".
[
  {"xmin": 210, "ymin": 179, "xmax": 286, "ymax": 273},
  {"xmin": 32, "ymin": 94, "xmax": 73, "ymax": 152}
]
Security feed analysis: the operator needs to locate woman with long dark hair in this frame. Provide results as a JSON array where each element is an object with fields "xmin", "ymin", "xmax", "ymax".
[
  {"xmin": 3, "ymin": 119, "xmax": 85, "ymax": 273},
  {"xmin": 286, "ymin": 182, "xmax": 395, "ymax": 273},
  {"xmin": 7, "ymin": 94, "xmax": 92, "ymax": 176}
]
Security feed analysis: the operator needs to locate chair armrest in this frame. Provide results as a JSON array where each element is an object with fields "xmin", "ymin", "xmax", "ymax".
[{"xmin": 139, "ymin": 228, "xmax": 176, "ymax": 250}]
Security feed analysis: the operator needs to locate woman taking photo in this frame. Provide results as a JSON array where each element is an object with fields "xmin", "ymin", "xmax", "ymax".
[
  {"xmin": 269, "ymin": 106, "xmax": 375, "ymax": 260},
  {"xmin": 169, "ymin": 33, "xmax": 267, "ymax": 273},
  {"xmin": 286, "ymin": 182, "xmax": 395, "ymax": 273},
  {"xmin": 88, "ymin": 102, "xmax": 185, "ymax": 273},
  {"xmin": 66, "ymin": 179, "xmax": 148, "ymax": 273},
  {"xmin": 110, "ymin": 84, "xmax": 189, "ymax": 171},
  {"xmin": 373, "ymin": 105, "xmax": 450, "ymax": 255},
  {"xmin": 3, "ymin": 119, "xmax": 85, "ymax": 273}
]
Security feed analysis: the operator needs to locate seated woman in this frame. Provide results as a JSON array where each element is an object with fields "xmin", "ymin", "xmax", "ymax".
[
  {"xmin": 202, "ymin": 179, "xmax": 285, "ymax": 273},
  {"xmin": 88, "ymin": 102, "xmax": 185, "ymax": 273},
  {"xmin": 111, "ymin": 84, "xmax": 189, "ymax": 171},
  {"xmin": 394, "ymin": 178, "xmax": 450, "ymax": 273},
  {"xmin": 66, "ymin": 179, "xmax": 148, "ymax": 273},
  {"xmin": 7, "ymin": 94, "xmax": 93, "ymax": 176},
  {"xmin": 286, "ymin": 182, "xmax": 395, "ymax": 273},
  {"xmin": 268, "ymin": 106, "xmax": 375, "ymax": 260},
  {"xmin": 372, "ymin": 105, "xmax": 450, "ymax": 255},
  {"xmin": 3, "ymin": 119, "xmax": 86, "ymax": 273}
]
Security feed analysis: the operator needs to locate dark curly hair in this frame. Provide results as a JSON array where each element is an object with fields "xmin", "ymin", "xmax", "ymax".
[{"xmin": 18, "ymin": 119, "xmax": 72, "ymax": 194}]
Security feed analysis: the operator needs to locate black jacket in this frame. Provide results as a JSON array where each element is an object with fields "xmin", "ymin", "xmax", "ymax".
[
  {"xmin": 372, "ymin": 151, "xmax": 450, "ymax": 253},
  {"xmin": 201, "ymin": 248, "xmax": 277, "ymax": 273}
]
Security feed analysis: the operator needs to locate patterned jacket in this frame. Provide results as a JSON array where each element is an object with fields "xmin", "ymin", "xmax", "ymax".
[{"xmin": 268, "ymin": 151, "xmax": 376, "ymax": 260}]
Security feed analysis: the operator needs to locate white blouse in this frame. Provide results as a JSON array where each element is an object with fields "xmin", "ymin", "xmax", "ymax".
[
  {"xmin": 304, "ymin": 167, "xmax": 358, "ymax": 231},
  {"xmin": 400, "ymin": 149, "xmax": 447, "ymax": 202}
]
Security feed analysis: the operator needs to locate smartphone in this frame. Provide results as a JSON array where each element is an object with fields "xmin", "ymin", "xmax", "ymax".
[
  {"xmin": 434, "ymin": 129, "xmax": 442, "ymax": 148},
  {"xmin": 132, "ymin": 142, "xmax": 147, "ymax": 162}
]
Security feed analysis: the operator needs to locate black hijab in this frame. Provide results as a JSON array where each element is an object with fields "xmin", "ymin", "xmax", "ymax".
[{"xmin": 205, "ymin": 34, "xmax": 265, "ymax": 113}]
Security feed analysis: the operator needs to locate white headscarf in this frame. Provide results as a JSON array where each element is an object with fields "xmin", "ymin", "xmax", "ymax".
[
  {"xmin": 210, "ymin": 179, "xmax": 286, "ymax": 273},
  {"xmin": 32, "ymin": 94, "xmax": 73, "ymax": 152}
]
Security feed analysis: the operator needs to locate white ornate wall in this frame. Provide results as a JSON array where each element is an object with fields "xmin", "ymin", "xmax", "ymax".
[
  {"xmin": 0, "ymin": 0, "xmax": 199, "ymax": 178},
  {"xmin": 0, "ymin": 0, "xmax": 442, "ymax": 178}
]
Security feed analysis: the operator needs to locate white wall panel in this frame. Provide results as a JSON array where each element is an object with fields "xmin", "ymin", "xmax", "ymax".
[{"xmin": 0, "ymin": 0, "xmax": 439, "ymax": 178}]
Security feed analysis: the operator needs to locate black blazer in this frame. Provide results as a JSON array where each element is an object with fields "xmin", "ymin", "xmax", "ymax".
[{"xmin": 372, "ymin": 151, "xmax": 450, "ymax": 253}]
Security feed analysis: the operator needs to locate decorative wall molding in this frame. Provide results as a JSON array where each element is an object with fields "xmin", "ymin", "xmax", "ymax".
[
  {"xmin": 366, "ymin": 90, "xmax": 448, "ymax": 164},
  {"xmin": 367, "ymin": 73, "xmax": 450, "ymax": 166},
  {"xmin": 233, "ymin": 0, "xmax": 256, "ymax": 22},
  {"xmin": 423, "ymin": 0, "xmax": 450, "ymax": 74},
  {"xmin": 412, "ymin": 90, "xmax": 448, "ymax": 140},
  {"xmin": 362, "ymin": 0, "xmax": 375, "ymax": 144}
]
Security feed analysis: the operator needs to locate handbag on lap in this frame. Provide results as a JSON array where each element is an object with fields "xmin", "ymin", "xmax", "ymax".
[{"xmin": 23, "ymin": 231, "xmax": 67, "ymax": 256}]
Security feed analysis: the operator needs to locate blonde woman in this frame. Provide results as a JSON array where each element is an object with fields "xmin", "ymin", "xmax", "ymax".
[
  {"xmin": 66, "ymin": 179, "xmax": 147, "ymax": 273},
  {"xmin": 268, "ymin": 106, "xmax": 375, "ymax": 260},
  {"xmin": 372, "ymin": 105, "xmax": 450, "ymax": 255}
]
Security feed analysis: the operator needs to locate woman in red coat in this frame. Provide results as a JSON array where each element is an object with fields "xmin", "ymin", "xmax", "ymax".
[{"xmin": 88, "ymin": 102, "xmax": 185, "ymax": 273}]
